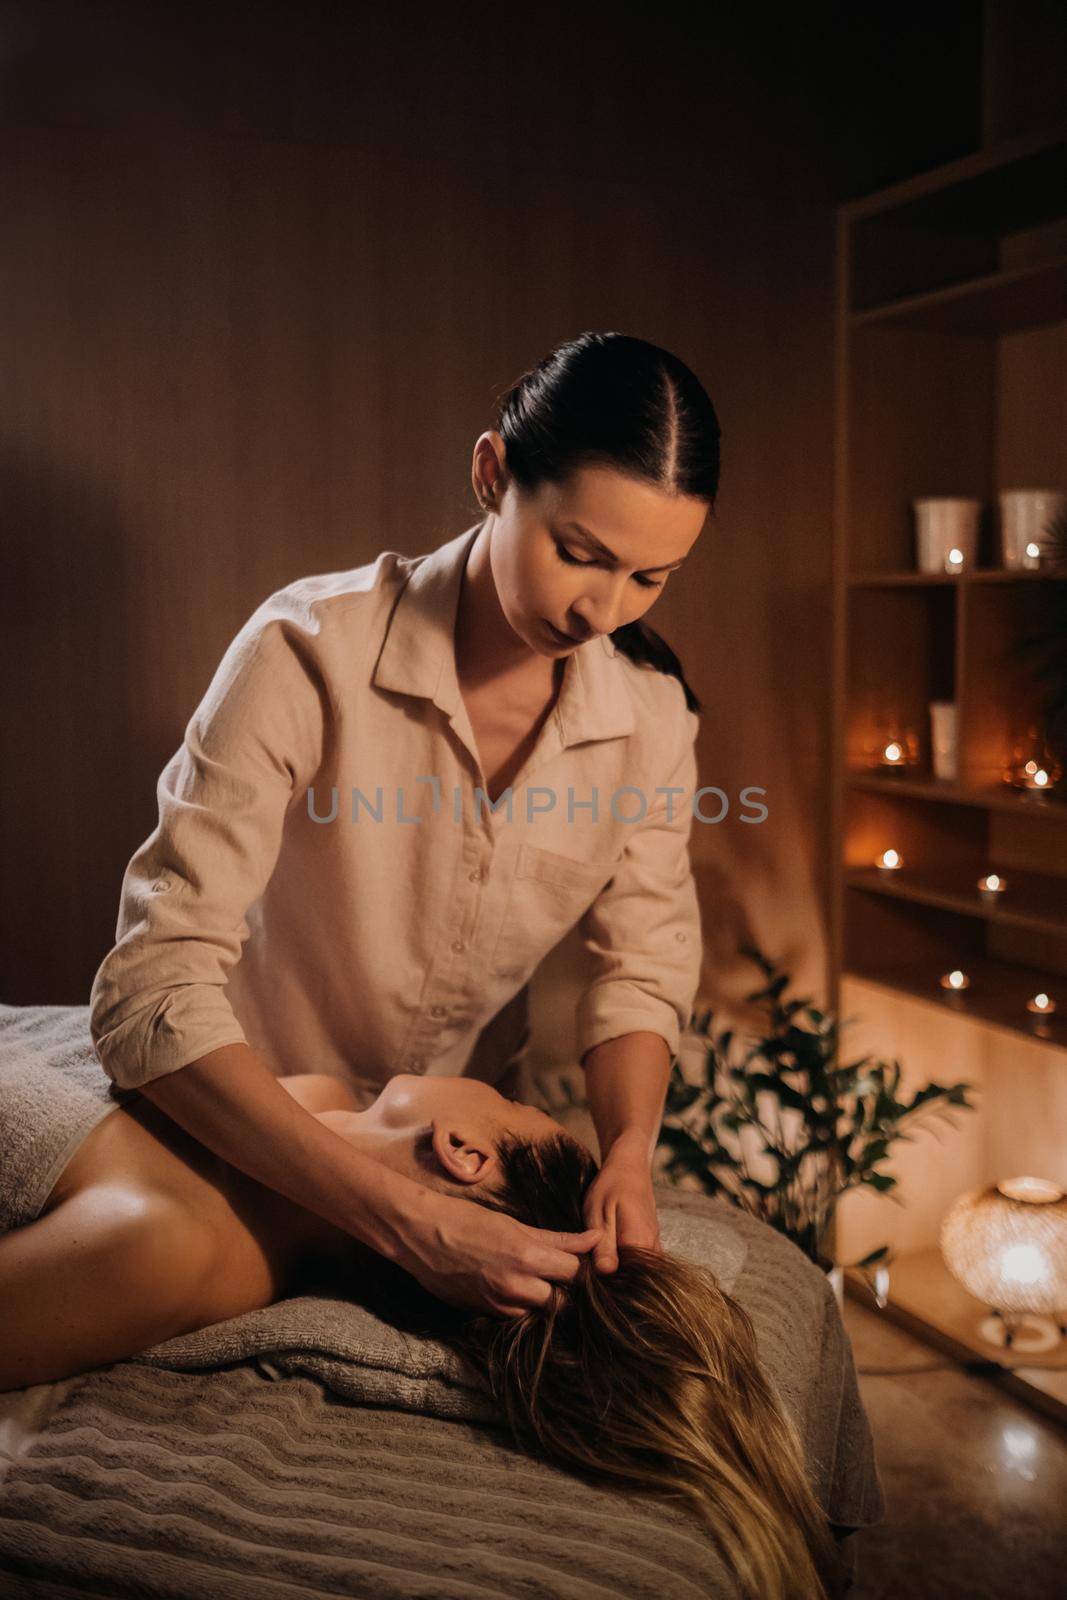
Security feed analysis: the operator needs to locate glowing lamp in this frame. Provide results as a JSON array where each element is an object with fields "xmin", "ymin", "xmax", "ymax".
[{"xmin": 940, "ymin": 1178, "xmax": 1067, "ymax": 1351}]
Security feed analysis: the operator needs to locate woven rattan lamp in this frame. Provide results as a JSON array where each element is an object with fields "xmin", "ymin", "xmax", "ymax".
[{"xmin": 940, "ymin": 1176, "xmax": 1067, "ymax": 1354}]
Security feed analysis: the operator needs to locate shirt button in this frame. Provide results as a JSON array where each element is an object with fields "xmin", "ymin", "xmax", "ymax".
[
  {"xmin": 675, "ymin": 931, "xmax": 688, "ymax": 942},
  {"xmin": 451, "ymin": 939, "xmax": 466, "ymax": 954},
  {"xmin": 429, "ymin": 1004, "xmax": 447, "ymax": 1019}
]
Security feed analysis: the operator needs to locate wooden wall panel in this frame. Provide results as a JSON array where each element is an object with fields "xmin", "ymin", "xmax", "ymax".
[{"xmin": 0, "ymin": 2, "xmax": 862, "ymax": 1030}]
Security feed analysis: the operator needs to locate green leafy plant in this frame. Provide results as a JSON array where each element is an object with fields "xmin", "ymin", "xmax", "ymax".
[{"xmin": 656, "ymin": 946, "xmax": 977, "ymax": 1288}]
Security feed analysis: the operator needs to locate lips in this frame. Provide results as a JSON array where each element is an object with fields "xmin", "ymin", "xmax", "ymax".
[{"xmin": 545, "ymin": 619, "xmax": 586, "ymax": 645}]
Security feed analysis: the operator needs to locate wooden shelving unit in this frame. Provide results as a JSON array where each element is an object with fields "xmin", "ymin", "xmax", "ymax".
[{"xmin": 830, "ymin": 120, "xmax": 1067, "ymax": 1420}]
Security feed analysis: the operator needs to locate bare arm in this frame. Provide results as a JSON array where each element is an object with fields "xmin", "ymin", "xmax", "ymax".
[
  {"xmin": 580, "ymin": 1031, "xmax": 672, "ymax": 1272},
  {"xmin": 582, "ymin": 1030, "xmax": 672, "ymax": 1164},
  {"xmin": 137, "ymin": 1041, "xmax": 417, "ymax": 1259}
]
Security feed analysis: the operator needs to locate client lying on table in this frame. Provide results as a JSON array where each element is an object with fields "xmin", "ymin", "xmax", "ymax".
[{"xmin": 0, "ymin": 1070, "xmax": 840, "ymax": 1600}]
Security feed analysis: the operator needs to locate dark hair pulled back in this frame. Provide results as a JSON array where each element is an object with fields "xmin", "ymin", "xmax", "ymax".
[{"xmin": 492, "ymin": 331, "xmax": 721, "ymax": 714}]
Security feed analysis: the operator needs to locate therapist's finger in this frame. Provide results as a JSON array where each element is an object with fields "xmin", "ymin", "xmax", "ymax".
[
  {"xmin": 527, "ymin": 1227, "xmax": 604, "ymax": 1281},
  {"xmin": 591, "ymin": 1207, "xmax": 619, "ymax": 1273}
]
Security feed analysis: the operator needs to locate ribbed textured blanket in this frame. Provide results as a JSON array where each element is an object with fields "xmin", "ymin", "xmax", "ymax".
[{"xmin": 0, "ymin": 1364, "xmax": 747, "ymax": 1598}]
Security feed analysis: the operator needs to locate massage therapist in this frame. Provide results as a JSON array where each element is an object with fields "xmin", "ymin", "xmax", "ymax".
[{"xmin": 90, "ymin": 331, "xmax": 719, "ymax": 1319}]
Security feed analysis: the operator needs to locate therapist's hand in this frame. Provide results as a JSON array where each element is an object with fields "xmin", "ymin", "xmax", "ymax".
[
  {"xmin": 582, "ymin": 1132, "xmax": 662, "ymax": 1272},
  {"xmin": 389, "ymin": 1186, "xmax": 604, "ymax": 1319}
]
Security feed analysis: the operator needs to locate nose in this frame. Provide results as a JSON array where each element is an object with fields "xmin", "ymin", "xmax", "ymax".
[
  {"xmin": 570, "ymin": 599, "xmax": 617, "ymax": 639},
  {"xmin": 571, "ymin": 572, "xmax": 631, "ymax": 639}
]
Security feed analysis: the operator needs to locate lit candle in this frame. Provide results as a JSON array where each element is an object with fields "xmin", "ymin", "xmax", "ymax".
[
  {"xmin": 877, "ymin": 849, "xmax": 903, "ymax": 874},
  {"xmin": 940, "ymin": 969, "xmax": 971, "ymax": 992},
  {"xmin": 1002, "ymin": 727, "xmax": 1061, "ymax": 793},
  {"xmin": 881, "ymin": 741, "xmax": 905, "ymax": 766},
  {"xmin": 944, "ymin": 547, "xmax": 965, "ymax": 573},
  {"xmin": 978, "ymin": 873, "xmax": 1007, "ymax": 903},
  {"xmin": 1023, "ymin": 541, "xmax": 1042, "ymax": 571},
  {"xmin": 1026, "ymin": 993, "xmax": 1056, "ymax": 1017}
]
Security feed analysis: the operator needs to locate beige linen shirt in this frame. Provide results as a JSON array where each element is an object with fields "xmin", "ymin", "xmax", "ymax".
[{"xmin": 89, "ymin": 520, "xmax": 703, "ymax": 1101}]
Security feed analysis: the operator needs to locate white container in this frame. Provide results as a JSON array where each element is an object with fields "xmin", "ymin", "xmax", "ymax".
[
  {"xmin": 929, "ymin": 701, "xmax": 959, "ymax": 781},
  {"xmin": 998, "ymin": 489, "xmax": 1066, "ymax": 570},
  {"xmin": 913, "ymin": 498, "xmax": 982, "ymax": 574}
]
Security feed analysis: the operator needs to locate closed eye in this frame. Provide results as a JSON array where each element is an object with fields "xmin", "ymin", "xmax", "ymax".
[{"xmin": 553, "ymin": 540, "xmax": 664, "ymax": 590}]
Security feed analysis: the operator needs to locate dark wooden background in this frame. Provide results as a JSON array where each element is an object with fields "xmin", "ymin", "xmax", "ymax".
[{"xmin": 0, "ymin": 0, "xmax": 996, "ymax": 1016}]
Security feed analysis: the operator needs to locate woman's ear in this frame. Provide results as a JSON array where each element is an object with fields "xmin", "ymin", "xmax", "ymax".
[{"xmin": 430, "ymin": 1122, "xmax": 498, "ymax": 1186}]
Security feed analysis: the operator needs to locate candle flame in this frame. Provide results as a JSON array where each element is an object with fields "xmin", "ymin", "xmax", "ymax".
[{"xmin": 1027, "ymin": 992, "xmax": 1055, "ymax": 1015}]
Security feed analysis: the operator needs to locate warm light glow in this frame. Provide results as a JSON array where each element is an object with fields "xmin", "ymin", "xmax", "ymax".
[
  {"xmin": 1026, "ymin": 993, "xmax": 1056, "ymax": 1016},
  {"xmin": 999, "ymin": 1244, "xmax": 1046, "ymax": 1285},
  {"xmin": 940, "ymin": 969, "xmax": 970, "ymax": 991},
  {"xmin": 1025, "ymin": 541, "xmax": 1041, "ymax": 559},
  {"xmin": 997, "ymin": 1176, "xmax": 1064, "ymax": 1203},
  {"xmin": 877, "ymin": 849, "xmax": 902, "ymax": 871},
  {"xmin": 978, "ymin": 873, "xmax": 1006, "ymax": 899},
  {"xmin": 944, "ymin": 547, "xmax": 965, "ymax": 572},
  {"xmin": 1000, "ymin": 1423, "xmax": 1038, "ymax": 1475},
  {"xmin": 883, "ymin": 741, "xmax": 904, "ymax": 764},
  {"xmin": 1002, "ymin": 728, "xmax": 1061, "ymax": 794},
  {"xmin": 941, "ymin": 1179, "xmax": 1067, "ymax": 1315}
]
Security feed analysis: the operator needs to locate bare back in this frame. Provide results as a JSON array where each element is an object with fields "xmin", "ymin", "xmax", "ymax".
[{"xmin": 43, "ymin": 1075, "xmax": 363, "ymax": 1314}]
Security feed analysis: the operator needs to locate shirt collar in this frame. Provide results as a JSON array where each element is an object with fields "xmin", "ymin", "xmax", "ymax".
[{"xmin": 372, "ymin": 519, "xmax": 635, "ymax": 745}]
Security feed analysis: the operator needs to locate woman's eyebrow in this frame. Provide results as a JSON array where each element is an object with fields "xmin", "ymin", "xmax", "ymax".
[{"xmin": 560, "ymin": 521, "xmax": 687, "ymax": 573}]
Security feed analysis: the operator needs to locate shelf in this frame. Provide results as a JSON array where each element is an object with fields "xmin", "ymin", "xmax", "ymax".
[
  {"xmin": 841, "ymin": 119, "xmax": 1067, "ymax": 228},
  {"xmin": 848, "ymin": 569, "xmax": 1065, "ymax": 588},
  {"xmin": 846, "ymin": 771, "xmax": 1067, "ymax": 821},
  {"xmin": 844, "ymin": 1250, "xmax": 1067, "ymax": 1428},
  {"xmin": 852, "ymin": 255, "xmax": 1067, "ymax": 336},
  {"xmin": 846, "ymin": 863, "xmax": 1067, "ymax": 940},
  {"xmin": 843, "ymin": 954, "xmax": 1067, "ymax": 1053}
]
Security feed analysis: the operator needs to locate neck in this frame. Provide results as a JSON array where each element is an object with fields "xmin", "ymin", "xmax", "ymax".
[
  {"xmin": 455, "ymin": 518, "xmax": 556, "ymax": 691},
  {"xmin": 315, "ymin": 1107, "xmax": 406, "ymax": 1166}
]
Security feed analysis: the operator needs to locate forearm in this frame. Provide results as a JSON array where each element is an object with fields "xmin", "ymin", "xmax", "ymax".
[
  {"xmin": 137, "ymin": 1042, "xmax": 420, "ymax": 1258},
  {"xmin": 580, "ymin": 1031, "xmax": 671, "ymax": 1164}
]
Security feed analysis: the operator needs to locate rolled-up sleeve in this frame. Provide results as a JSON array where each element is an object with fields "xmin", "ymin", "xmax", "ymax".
[
  {"xmin": 89, "ymin": 605, "xmax": 328, "ymax": 1090},
  {"xmin": 575, "ymin": 701, "xmax": 703, "ymax": 1065}
]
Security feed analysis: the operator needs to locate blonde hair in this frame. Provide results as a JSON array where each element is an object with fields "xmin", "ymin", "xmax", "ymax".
[{"xmin": 389, "ymin": 1129, "xmax": 842, "ymax": 1599}]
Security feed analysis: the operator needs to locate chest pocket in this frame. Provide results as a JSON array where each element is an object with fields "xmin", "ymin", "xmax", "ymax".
[{"xmin": 489, "ymin": 842, "xmax": 620, "ymax": 978}]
